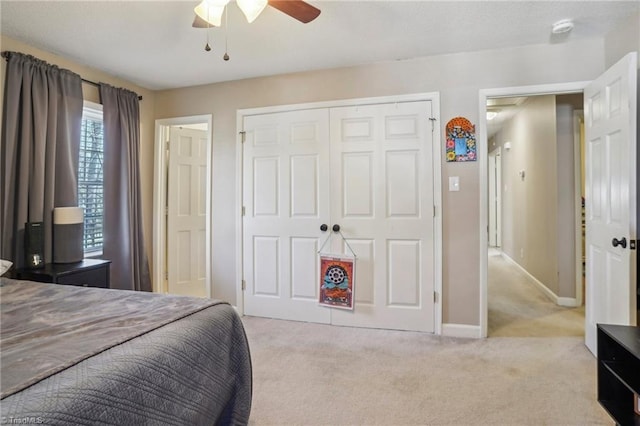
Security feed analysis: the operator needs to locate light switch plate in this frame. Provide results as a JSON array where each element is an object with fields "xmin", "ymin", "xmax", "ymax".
[{"xmin": 449, "ymin": 176, "xmax": 460, "ymax": 192}]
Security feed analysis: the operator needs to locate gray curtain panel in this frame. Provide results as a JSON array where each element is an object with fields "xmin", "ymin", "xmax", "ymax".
[
  {"xmin": 99, "ymin": 83, "xmax": 151, "ymax": 292},
  {"xmin": 1, "ymin": 52, "xmax": 83, "ymax": 268}
]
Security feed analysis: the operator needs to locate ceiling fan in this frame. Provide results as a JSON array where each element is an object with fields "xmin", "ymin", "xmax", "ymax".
[{"xmin": 192, "ymin": 0, "xmax": 321, "ymax": 28}]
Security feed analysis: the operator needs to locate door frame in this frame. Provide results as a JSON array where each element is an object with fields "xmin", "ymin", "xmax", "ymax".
[
  {"xmin": 478, "ymin": 82, "xmax": 589, "ymax": 338},
  {"xmin": 573, "ymin": 110, "xmax": 585, "ymax": 308},
  {"xmin": 152, "ymin": 115, "xmax": 213, "ymax": 297},
  {"xmin": 488, "ymin": 146, "xmax": 502, "ymax": 248},
  {"xmin": 235, "ymin": 92, "xmax": 443, "ymax": 334}
]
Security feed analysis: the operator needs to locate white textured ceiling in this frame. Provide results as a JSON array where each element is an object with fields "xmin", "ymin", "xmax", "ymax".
[{"xmin": 1, "ymin": 1, "xmax": 638, "ymax": 90}]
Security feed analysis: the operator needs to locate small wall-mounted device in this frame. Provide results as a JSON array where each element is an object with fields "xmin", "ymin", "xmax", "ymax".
[{"xmin": 504, "ymin": 142, "xmax": 512, "ymax": 151}]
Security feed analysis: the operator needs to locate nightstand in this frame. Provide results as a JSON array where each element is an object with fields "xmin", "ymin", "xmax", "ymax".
[{"xmin": 16, "ymin": 259, "xmax": 111, "ymax": 288}]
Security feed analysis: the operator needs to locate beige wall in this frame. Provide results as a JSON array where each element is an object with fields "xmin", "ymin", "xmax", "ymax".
[
  {"xmin": 556, "ymin": 94, "xmax": 583, "ymax": 298},
  {"xmin": 0, "ymin": 36, "xmax": 157, "ymax": 274},
  {"xmin": 492, "ymin": 96, "xmax": 560, "ymax": 294},
  {"xmin": 604, "ymin": 11, "xmax": 640, "ymax": 68},
  {"xmin": 2, "ymin": 32, "xmax": 617, "ymax": 326},
  {"xmin": 489, "ymin": 94, "xmax": 582, "ymax": 300},
  {"xmin": 155, "ymin": 39, "xmax": 606, "ymax": 324}
]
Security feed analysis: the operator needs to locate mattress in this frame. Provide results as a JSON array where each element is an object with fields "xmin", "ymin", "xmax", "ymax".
[{"xmin": 0, "ymin": 278, "xmax": 252, "ymax": 425}]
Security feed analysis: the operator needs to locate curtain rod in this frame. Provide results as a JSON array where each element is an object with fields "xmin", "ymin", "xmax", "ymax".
[
  {"xmin": 2, "ymin": 51, "xmax": 143, "ymax": 101},
  {"xmin": 81, "ymin": 78, "xmax": 143, "ymax": 101}
]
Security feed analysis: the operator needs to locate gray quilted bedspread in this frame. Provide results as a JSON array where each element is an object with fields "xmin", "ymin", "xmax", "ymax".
[{"xmin": 0, "ymin": 278, "xmax": 252, "ymax": 425}]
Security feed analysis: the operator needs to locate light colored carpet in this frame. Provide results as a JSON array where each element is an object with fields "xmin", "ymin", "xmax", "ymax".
[
  {"xmin": 243, "ymin": 252, "xmax": 609, "ymax": 425},
  {"xmin": 488, "ymin": 251, "xmax": 585, "ymax": 337}
]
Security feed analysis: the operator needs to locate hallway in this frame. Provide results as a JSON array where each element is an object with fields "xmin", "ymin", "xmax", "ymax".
[{"xmin": 488, "ymin": 250, "xmax": 584, "ymax": 337}]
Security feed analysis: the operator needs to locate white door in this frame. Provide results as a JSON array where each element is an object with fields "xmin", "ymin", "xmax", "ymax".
[
  {"xmin": 488, "ymin": 148, "xmax": 502, "ymax": 248},
  {"xmin": 242, "ymin": 109, "xmax": 332, "ymax": 323},
  {"xmin": 584, "ymin": 52, "xmax": 637, "ymax": 355},
  {"xmin": 328, "ymin": 102, "xmax": 435, "ymax": 332},
  {"xmin": 242, "ymin": 100, "xmax": 436, "ymax": 332},
  {"xmin": 167, "ymin": 127, "xmax": 209, "ymax": 297}
]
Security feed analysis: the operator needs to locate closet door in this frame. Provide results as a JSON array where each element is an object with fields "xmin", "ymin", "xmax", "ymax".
[
  {"xmin": 241, "ymin": 100, "xmax": 437, "ymax": 333},
  {"xmin": 242, "ymin": 109, "xmax": 331, "ymax": 323},
  {"xmin": 329, "ymin": 101, "xmax": 436, "ymax": 332}
]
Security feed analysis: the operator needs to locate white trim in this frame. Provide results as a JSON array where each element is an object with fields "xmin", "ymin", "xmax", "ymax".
[
  {"xmin": 573, "ymin": 110, "xmax": 585, "ymax": 308},
  {"xmin": 238, "ymin": 92, "xmax": 443, "ymax": 117},
  {"xmin": 479, "ymin": 81, "xmax": 589, "ymax": 338},
  {"xmin": 431, "ymin": 93, "xmax": 443, "ymax": 336},
  {"xmin": 488, "ymin": 147, "xmax": 502, "ymax": 248},
  {"xmin": 442, "ymin": 323, "xmax": 482, "ymax": 339},
  {"xmin": 236, "ymin": 92, "xmax": 443, "ymax": 333},
  {"xmin": 153, "ymin": 115, "xmax": 213, "ymax": 297},
  {"xmin": 501, "ymin": 252, "xmax": 556, "ymax": 303},
  {"xmin": 501, "ymin": 252, "xmax": 578, "ymax": 307},
  {"xmin": 235, "ymin": 113, "xmax": 245, "ymax": 316},
  {"xmin": 558, "ymin": 297, "xmax": 580, "ymax": 308}
]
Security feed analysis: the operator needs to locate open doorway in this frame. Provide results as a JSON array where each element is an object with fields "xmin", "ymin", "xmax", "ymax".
[
  {"xmin": 152, "ymin": 115, "xmax": 213, "ymax": 298},
  {"xmin": 483, "ymin": 92, "xmax": 586, "ymax": 337},
  {"xmin": 479, "ymin": 54, "xmax": 638, "ymax": 352}
]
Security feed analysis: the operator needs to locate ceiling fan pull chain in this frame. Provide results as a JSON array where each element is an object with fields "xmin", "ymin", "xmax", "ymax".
[
  {"xmin": 223, "ymin": 6, "xmax": 230, "ymax": 61},
  {"xmin": 204, "ymin": 9, "xmax": 212, "ymax": 51},
  {"xmin": 205, "ymin": 34, "xmax": 211, "ymax": 52}
]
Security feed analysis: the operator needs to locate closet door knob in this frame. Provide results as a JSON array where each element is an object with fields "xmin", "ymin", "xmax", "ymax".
[
  {"xmin": 320, "ymin": 224, "xmax": 328, "ymax": 232},
  {"xmin": 612, "ymin": 237, "xmax": 627, "ymax": 249},
  {"xmin": 332, "ymin": 224, "xmax": 341, "ymax": 232}
]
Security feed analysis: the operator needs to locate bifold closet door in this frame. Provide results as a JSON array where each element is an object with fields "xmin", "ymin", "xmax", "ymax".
[
  {"xmin": 242, "ymin": 109, "xmax": 331, "ymax": 323},
  {"xmin": 328, "ymin": 102, "xmax": 435, "ymax": 332},
  {"xmin": 242, "ymin": 101, "xmax": 436, "ymax": 332}
]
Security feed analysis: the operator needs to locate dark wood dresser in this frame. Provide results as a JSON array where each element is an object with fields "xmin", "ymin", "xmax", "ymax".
[{"xmin": 15, "ymin": 259, "xmax": 111, "ymax": 288}]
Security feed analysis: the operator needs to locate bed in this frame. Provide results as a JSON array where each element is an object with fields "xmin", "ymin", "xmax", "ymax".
[{"xmin": 0, "ymin": 277, "xmax": 252, "ymax": 425}]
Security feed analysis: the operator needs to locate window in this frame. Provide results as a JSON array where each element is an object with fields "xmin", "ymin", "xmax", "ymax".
[{"xmin": 78, "ymin": 101, "xmax": 104, "ymax": 254}]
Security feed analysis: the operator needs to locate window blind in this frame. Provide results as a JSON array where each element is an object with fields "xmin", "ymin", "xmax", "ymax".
[{"xmin": 78, "ymin": 108, "xmax": 104, "ymax": 253}]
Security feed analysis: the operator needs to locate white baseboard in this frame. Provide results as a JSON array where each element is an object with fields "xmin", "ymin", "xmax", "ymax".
[
  {"xmin": 442, "ymin": 323, "xmax": 482, "ymax": 339},
  {"xmin": 501, "ymin": 253, "xmax": 577, "ymax": 307},
  {"xmin": 557, "ymin": 297, "xmax": 579, "ymax": 307}
]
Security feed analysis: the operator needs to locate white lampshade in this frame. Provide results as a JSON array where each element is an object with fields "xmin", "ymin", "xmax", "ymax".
[
  {"xmin": 237, "ymin": 0, "xmax": 268, "ymax": 23},
  {"xmin": 53, "ymin": 207, "xmax": 84, "ymax": 225},
  {"xmin": 194, "ymin": 0, "xmax": 230, "ymax": 27}
]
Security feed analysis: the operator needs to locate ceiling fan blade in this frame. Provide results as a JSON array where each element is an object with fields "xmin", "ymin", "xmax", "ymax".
[
  {"xmin": 268, "ymin": 0, "xmax": 321, "ymax": 23},
  {"xmin": 192, "ymin": 14, "xmax": 216, "ymax": 28}
]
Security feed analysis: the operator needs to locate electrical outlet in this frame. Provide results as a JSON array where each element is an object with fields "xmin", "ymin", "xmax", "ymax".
[{"xmin": 520, "ymin": 248, "xmax": 524, "ymax": 258}]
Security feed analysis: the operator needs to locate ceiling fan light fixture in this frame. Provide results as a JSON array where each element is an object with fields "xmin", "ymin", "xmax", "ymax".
[
  {"xmin": 237, "ymin": 0, "xmax": 268, "ymax": 23},
  {"xmin": 194, "ymin": 0, "xmax": 229, "ymax": 27}
]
